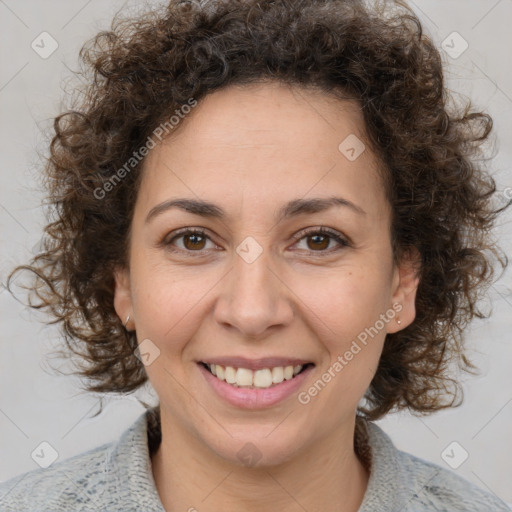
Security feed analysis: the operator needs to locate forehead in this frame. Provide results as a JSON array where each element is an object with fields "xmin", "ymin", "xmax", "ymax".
[
  {"xmin": 137, "ymin": 82, "xmax": 390, "ymax": 223},
  {"xmin": 170, "ymin": 82, "xmax": 367, "ymax": 150}
]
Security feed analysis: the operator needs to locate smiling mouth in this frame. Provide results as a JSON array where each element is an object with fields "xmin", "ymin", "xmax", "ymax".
[{"xmin": 199, "ymin": 362, "xmax": 314, "ymax": 389}]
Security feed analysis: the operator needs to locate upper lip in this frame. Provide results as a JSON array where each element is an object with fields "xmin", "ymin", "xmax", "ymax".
[{"xmin": 199, "ymin": 357, "xmax": 314, "ymax": 371}]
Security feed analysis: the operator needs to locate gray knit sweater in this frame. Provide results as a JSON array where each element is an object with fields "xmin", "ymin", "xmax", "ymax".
[{"xmin": 0, "ymin": 407, "xmax": 509, "ymax": 511}]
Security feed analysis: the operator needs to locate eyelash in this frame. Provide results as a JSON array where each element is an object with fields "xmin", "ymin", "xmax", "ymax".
[{"xmin": 162, "ymin": 227, "xmax": 350, "ymax": 257}]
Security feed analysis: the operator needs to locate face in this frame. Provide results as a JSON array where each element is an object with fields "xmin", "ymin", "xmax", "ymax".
[{"xmin": 114, "ymin": 82, "xmax": 419, "ymax": 467}]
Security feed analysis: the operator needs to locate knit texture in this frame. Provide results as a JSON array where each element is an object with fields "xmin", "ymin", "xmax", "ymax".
[{"xmin": 0, "ymin": 407, "xmax": 509, "ymax": 511}]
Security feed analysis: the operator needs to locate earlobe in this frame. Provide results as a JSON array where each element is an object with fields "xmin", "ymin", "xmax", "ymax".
[
  {"xmin": 113, "ymin": 266, "xmax": 133, "ymax": 329},
  {"xmin": 389, "ymin": 247, "xmax": 421, "ymax": 333}
]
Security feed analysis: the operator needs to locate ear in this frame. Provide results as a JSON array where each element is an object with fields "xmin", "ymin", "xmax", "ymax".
[
  {"xmin": 387, "ymin": 246, "xmax": 421, "ymax": 334},
  {"xmin": 113, "ymin": 265, "xmax": 134, "ymax": 330}
]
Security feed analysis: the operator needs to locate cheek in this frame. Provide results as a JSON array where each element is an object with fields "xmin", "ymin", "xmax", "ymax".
[
  {"xmin": 295, "ymin": 264, "xmax": 393, "ymax": 340},
  {"xmin": 130, "ymin": 261, "xmax": 219, "ymax": 347},
  {"xmin": 296, "ymin": 270, "xmax": 390, "ymax": 414}
]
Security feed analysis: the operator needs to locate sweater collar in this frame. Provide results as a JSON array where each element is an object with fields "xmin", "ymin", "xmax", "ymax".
[
  {"xmin": 104, "ymin": 406, "xmax": 165, "ymax": 511},
  {"xmin": 355, "ymin": 415, "xmax": 410, "ymax": 511},
  {"xmin": 108, "ymin": 406, "xmax": 413, "ymax": 511}
]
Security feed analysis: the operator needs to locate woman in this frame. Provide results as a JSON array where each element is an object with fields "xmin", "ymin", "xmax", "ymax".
[{"xmin": 1, "ymin": 0, "xmax": 510, "ymax": 510}]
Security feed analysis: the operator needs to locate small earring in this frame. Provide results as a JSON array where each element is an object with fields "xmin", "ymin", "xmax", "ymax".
[
  {"xmin": 396, "ymin": 317, "xmax": 401, "ymax": 325},
  {"xmin": 124, "ymin": 315, "xmax": 130, "ymax": 328}
]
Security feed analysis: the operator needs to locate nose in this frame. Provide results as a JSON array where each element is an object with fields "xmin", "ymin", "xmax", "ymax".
[{"xmin": 213, "ymin": 245, "xmax": 294, "ymax": 339}]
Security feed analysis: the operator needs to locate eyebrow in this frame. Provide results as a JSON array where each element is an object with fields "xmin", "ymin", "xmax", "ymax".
[{"xmin": 145, "ymin": 196, "xmax": 366, "ymax": 224}]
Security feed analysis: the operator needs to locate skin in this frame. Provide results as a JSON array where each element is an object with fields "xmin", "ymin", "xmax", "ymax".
[{"xmin": 114, "ymin": 81, "xmax": 420, "ymax": 512}]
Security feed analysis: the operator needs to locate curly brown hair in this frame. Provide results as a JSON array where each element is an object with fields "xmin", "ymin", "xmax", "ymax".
[{"xmin": 7, "ymin": 0, "xmax": 509, "ymax": 421}]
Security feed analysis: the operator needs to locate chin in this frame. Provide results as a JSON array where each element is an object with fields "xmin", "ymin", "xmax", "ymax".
[{"xmin": 209, "ymin": 435, "xmax": 302, "ymax": 470}]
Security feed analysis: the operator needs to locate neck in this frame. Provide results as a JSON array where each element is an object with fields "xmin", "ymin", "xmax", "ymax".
[{"xmin": 150, "ymin": 408, "xmax": 370, "ymax": 512}]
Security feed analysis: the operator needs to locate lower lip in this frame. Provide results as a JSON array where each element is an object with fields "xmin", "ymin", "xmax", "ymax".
[{"xmin": 198, "ymin": 363, "xmax": 314, "ymax": 409}]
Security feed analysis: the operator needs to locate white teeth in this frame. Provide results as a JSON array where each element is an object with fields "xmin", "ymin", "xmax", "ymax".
[
  {"xmin": 215, "ymin": 365, "xmax": 225, "ymax": 380},
  {"xmin": 271, "ymin": 366, "xmax": 284, "ymax": 383},
  {"xmin": 235, "ymin": 368, "xmax": 253, "ymax": 386},
  {"xmin": 253, "ymin": 369, "xmax": 273, "ymax": 388},
  {"xmin": 224, "ymin": 366, "xmax": 237, "ymax": 384},
  {"xmin": 206, "ymin": 363, "xmax": 307, "ymax": 389}
]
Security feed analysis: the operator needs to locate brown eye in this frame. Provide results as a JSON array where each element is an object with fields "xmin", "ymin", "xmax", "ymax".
[
  {"xmin": 306, "ymin": 234, "xmax": 330, "ymax": 251},
  {"xmin": 293, "ymin": 227, "xmax": 350, "ymax": 254},
  {"xmin": 182, "ymin": 232, "xmax": 207, "ymax": 250},
  {"xmin": 164, "ymin": 228, "xmax": 216, "ymax": 254}
]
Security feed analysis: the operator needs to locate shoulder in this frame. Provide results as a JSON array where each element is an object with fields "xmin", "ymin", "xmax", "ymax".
[
  {"xmin": 0, "ymin": 407, "xmax": 164, "ymax": 512},
  {"xmin": 397, "ymin": 449, "xmax": 510, "ymax": 512},
  {"xmin": 360, "ymin": 420, "xmax": 510, "ymax": 512},
  {"xmin": 0, "ymin": 440, "xmax": 117, "ymax": 511}
]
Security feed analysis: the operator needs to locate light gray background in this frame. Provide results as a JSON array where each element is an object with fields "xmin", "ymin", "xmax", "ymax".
[{"xmin": 1, "ymin": 0, "xmax": 511, "ymax": 506}]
